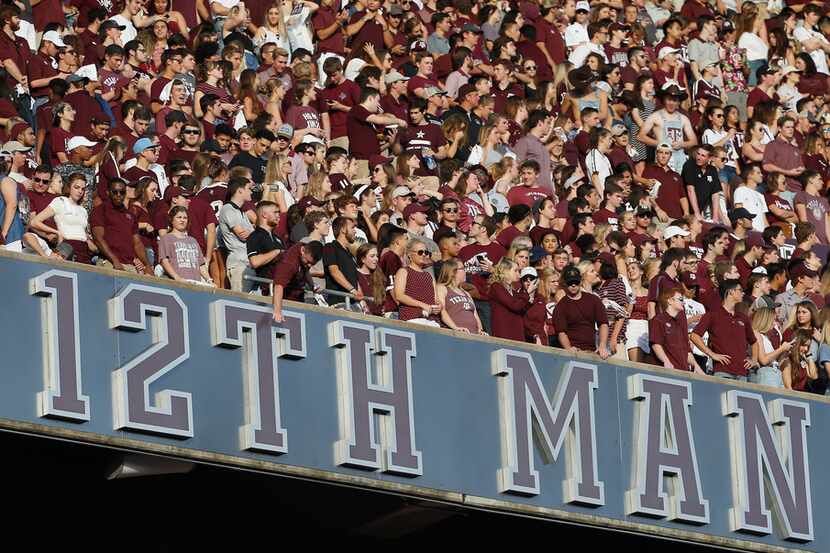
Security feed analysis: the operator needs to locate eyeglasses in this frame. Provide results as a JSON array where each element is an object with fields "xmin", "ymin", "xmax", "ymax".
[
  {"xmin": 524, "ymin": 65, "xmax": 537, "ymax": 71},
  {"xmin": 443, "ymin": 207, "xmax": 458, "ymax": 213},
  {"xmin": 411, "ymin": 249, "xmax": 429, "ymax": 257}
]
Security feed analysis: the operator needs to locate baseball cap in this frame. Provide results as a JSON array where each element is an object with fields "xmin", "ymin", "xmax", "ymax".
[
  {"xmin": 424, "ymin": 86, "xmax": 448, "ymax": 98},
  {"xmin": 384, "ymin": 70, "xmax": 409, "ymax": 85},
  {"xmin": 781, "ymin": 65, "xmax": 801, "ymax": 77},
  {"xmin": 636, "ymin": 205, "xmax": 654, "ymax": 217},
  {"xmin": 756, "ymin": 64, "xmax": 778, "ymax": 79},
  {"xmin": 611, "ymin": 124, "xmax": 627, "ymax": 137},
  {"xmin": 101, "ymin": 19, "xmax": 127, "ymax": 31},
  {"xmin": 609, "ymin": 22, "xmax": 630, "ymax": 33},
  {"xmin": 133, "ymin": 137, "xmax": 158, "ymax": 155},
  {"xmin": 301, "ymin": 134, "xmax": 324, "ymax": 145},
  {"xmin": 276, "ymin": 124, "xmax": 294, "ymax": 139},
  {"xmin": 403, "ymin": 202, "xmax": 429, "ymax": 220},
  {"xmin": 66, "ymin": 73, "xmax": 89, "ymax": 84},
  {"xmin": 746, "ymin": 233, "xmax": 765, "ymax": 249},
  {"xmin": 391, "ymin": 185, "xmax": 415, "ymax": 199},
  {"xmin": 529, "ymin": 246, "xmax": 548, "ymax": 264},
  {"xmin": 388, "ymin": 4, "xmax": 404, "ymax": 15},
  {"xmin": 66, "ymin": 136, "xmax": 97, "ymax": 151},
  {"xmin": 520, "ymin": 267, "xmax": 538, "ymax": 280},
  {"xmin": 575, "ymin": 1, "xmax": 590, "ymax": 11},
  {"xmin": 728, "ymin": 207, "xmax": 755, "ymax": 223},
  {"xmin": 200, "ymin": 139, "xmax": 225, "ymax": 153},
  {"xmin": 563, "ymin": 266, "xmax": 582, "ymax": 286},
  {"xmin": 163, "ymin": 185, "xmax": 194, "ymax": 202},
  {"xmin": 0, "ymin": 141, "xmax": 31, "ymax": 154},
  {"xmin": 41, "ymin": 31, "xmax": 66, "ymax": 48},
  {"xmin": 663, "ymin": 225, "xmax": 690, "ymax": 240},
  {"xmin": 658, "ymin": 47, "xmax": 680, "ymax": 60},
  {"xmin": 656, "ymin": 141, "xmax": 673, "ymax": 150},
  {"xmin": 9, "ymin": 122, "xmax": 29, "ymax": 140},
  {"xmin": 462, "ymin": 23, "xmax": 482, "ymax": 33},
  {"xmin": 369, "ymin": 154, "xmax": 392, "ymax": 168}
]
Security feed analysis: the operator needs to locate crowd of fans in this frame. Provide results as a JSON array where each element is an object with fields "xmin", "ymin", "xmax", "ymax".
[{"xmin": 5, "ymin": 0, "xmax": 830, "ymax": 393}]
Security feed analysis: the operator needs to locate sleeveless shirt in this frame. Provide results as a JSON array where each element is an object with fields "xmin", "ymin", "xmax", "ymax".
[{"xmin": 399, "ymin": 267, "xmax": 438, "ymax": 322}]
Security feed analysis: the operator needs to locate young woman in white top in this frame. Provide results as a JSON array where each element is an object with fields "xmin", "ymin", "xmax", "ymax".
[
  {"xmin": 28, "ymin": 173, "xmax": 96, "ymax": 263},
  {"xmin": 283, "ymin": 0, "xmax": 318, "ymax": 54},
  {"xmin": 254, "ymin": 3, "xmax": 291, "ymax": 54},
  {"xmin": 736, "ymin": 3, "xmax": 769, "ymax": 86}
]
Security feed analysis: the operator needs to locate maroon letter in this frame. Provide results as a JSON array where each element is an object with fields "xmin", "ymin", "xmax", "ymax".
[
  {"xmin": 211, "ymin": 300, "xmax": 306, "ymax": 454},
  {"xmin": 328, "ymin": 321, "xmax": 422, "ymax": 476},
  {"xmin": 626, "ymin": 374, "xmax": 709, "ymax": 524},
  {"xmin": 109, "ymin": 284, "xmax": 193, "ymax": 438},
  {"xmin": 492, "ymin": 349, "xmax": 604, "ymax": 505},
  {"xmin": 29, "ymin": 270, "xmax": 90, "ymax": 421},
  {"xmin": 723, "ymin": 391, "xmax": 813, "ymax": 542}
]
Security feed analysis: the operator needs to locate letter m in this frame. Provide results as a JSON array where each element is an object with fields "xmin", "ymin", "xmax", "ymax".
[
  {"xmin": 492, "ymin": 349, "xmax": 604, "ymax": 506},
  {"xmin": 723, "ymin": 390, "xmax": 813, "ymax": 542}
]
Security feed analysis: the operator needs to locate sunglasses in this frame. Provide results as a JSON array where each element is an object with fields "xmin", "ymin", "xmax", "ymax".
[
  {"xmin": 183, "ymin": 129, "xmax": 200, "ymax": 135},
  {"xmin": 521, "ymin": 275, "xmax": 538, "ymax": 282},
  {"xmin": 32, "ymin": 177, "xmax": 50, "ymax": 184},
  {"xmin": 411, "ymin": 249, "xmax": 429, "ymax": 257},
  {"xmin": 443, "ymin": 207, "xmax": 458, "ymax": 213},
  {"xmin": 110, "ymin": 189, "xmax": 126, "ymax": 195}
]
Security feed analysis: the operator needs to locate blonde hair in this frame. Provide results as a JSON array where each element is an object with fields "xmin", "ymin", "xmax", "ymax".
[
  {"xmin": 751, "ymin": 307, "xmax": 776, "ymax": 334},
  {"xmin": 488, "ymin": 258, "xmax": 517, "ymax": 286},
  {"xmin": 537, "ymin": 267, "xmax": 558, "ymax": 300},
  {"xmin": 593, "ymin": 223, "xmax": 611, "ymax": 250},
  {"xmin": 437, "ymin": 259, "xmax": 463, "ymax": 288},
  {"xmin": 576, "ymin": 260, "xmax": 594, "ymax": 280}
]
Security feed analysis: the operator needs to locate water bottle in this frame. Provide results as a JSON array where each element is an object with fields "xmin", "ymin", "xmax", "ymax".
[{"xmin": 422, "ymin": 148, "xmax": 437, "ymax": 171}]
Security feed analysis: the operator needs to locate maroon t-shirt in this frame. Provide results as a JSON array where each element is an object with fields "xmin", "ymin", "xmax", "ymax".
[
  {"xmin": 643, "ymin": 164, "xmax": 686, "ymax": 219},
  {"xmin": 286, "ymin": 105, "xmax": 322, "ymax": 132},
  {"xmin": 196, "ymin": 183, "xmax": 228, "ymax": 215},
  {"xmin": 89, "ymin": 202, "xmax": 139, "ymax": 264},
  {"xmin": 765, "ymin": 192, "xmax": 795, "ymax": 225},
  {"xmin": 535, "ymin": 18, "xmax": 566, "ymax": 66},
  {"xmin": 407, "ymin": 74, "xmax": 439, "ymax": 96},
  {"xmin": 747, "ymin": 87, "xmax": 778, "ymax": 109},
  {"xmin": 123, "ymin": 166, "xmax": 155, "ymax": 186},
  {"xmin": 459, "ymin": 241, "xmax": 506, "ymax": 298},
  {"xmin": 28, "ymin": 52, "xmax": 59, "ymax": 98},
  {"xmin": 552, "ymin": 292, "xmax": 609, "ymax": 351},
  {"xmin": 592, "ymin": 208, "xmax": 619, "ymax": 229},
  {"xmin": 48, "ymin": 127, "xmax": 71, "ymax": 166},
  {"xmin": 649, "ymin": 310, "xmax": 692, "ymax": 371},
  {"xmin": 272, "ymin": 243, "xmax": 309, "ymax": 301},
  {"xmin": 318, "ymin": 79, "xmax": 361, "ymax": 139},
  {"xmin": 379, "ymin": 250, "xmax": 403, "ymax": 313},
  {"xmin": 506, "ymin": 186, "xmax": 549, "ymax": 208},
  {"xmin": 64, "ymin": 90, "xmax": 106, "ymax": 134},
  {"xmin": 347, "ymin": 104, "xmax": 380, "ymax": 160},
  {"xmin": 313, "ymin": 6, "xmax": 346, "ymax": 55},
  {"xmin": 647, "ymin": 272, "xmax": 682, "ymax": 311},
  {"xmin": 348, "ymin": 10, "xmax": 385, "ymax": 57},
  {"xmin": 529, "ymin": 225, "xmax": 557, "ymax": 246},
  {"xmin": 496, "ymin": 225, "xmax": 526, "ymax": 249},
  {"xmin": 693, "ymin": 305, "xmax": 756, "ymax": 376},
  {"xmin": 398, "ymin": 123, "xmax": 446, "ymax": 152},
  {"xmin": 0, "ymin": 33, "xmax": 31, "ymax": 89}
]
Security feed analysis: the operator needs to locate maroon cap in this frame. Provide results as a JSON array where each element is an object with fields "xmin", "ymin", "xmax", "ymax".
[
  {"xmin": 10, "ymin": 122, "xmax": 29, "ymax": 140},
  {"xmin": 457, "ymin": 83, "xmax": 478, "ymax": 99},
  {"xmin": 403, "ymin": 202, "xmax": 429, "ymax": 220},
  {"xmin": 369, "ymin": 154, "xmax": 391, "ymax": 168},
  {"xmin": 163, "ymin": 185, "xmax": 195, "ymax": 202},
  {"xmin": 297, "ymin": 195, "xmax": 326, "ymax": 213},
  {"xmin": 681, "ymin": 270, "xmax": 699, "ymax": 289},
  {"xmin": 745, "ymin": 232, "xmax": 765, "ymax": 249}
]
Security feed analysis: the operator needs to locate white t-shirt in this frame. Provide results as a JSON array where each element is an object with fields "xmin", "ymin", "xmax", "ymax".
[
  {"xmin": 733, "ymin": 185, "xmax": 769, "ymax": 232},
  {"xmin": 701, "ymin": 128, "xmax": 738, "ymax": 167},
  {"xmin": 110, "ymin": 15, "xmax": 137, "ymax": 44},
  {"xmin": 285, "ymin": 5, "xmax": 314, "ymax": 54},
  {"xmin": 737, "ymin": 32, "xmax": 768, "ymax": 62},
  {"xmin": 49, "ymin": 196, "xmax": 88, "ymax": 241},
  {"xmin": 794, "ymin": 25, "xmax": 830, "ymax": 75},
  {"xmin": 585, "ymin": 149, "xmax": 613, "ymax": 195},
  {"xmin": 568, "ymin": 42, "xmax": 608, "ymax": 68},
  {"xmin": 564, "ymin": 22, "xmax": 589, "ymax": 48}
]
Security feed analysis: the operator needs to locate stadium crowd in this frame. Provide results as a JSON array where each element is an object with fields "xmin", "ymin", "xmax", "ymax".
[{"xmin": 4, "ymin": 0, "xmax": 830, "ymax": 393}]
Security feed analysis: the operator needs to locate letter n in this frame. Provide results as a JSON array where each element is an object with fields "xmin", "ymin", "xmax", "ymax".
[
  {"xmin": 625, "ymin": 374, "xmax": 709, "ymax": 524},
  {"xmin": 723, "ymin": 390, "xmax": 813, "ymax": 542},
  {"xmin": 492, "ymin": 349, "xmax": 604, "ymax": 505},
  {"xmin": 328, "ymin": 321, "xmax": 422, "ymax": 477}
]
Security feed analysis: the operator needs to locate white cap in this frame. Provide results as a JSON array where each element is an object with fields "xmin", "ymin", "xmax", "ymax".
[
  {"xmin": 301, "ymin": 134, "xmax": 324, "ymax": 145},
  {"xmin": 658, "ymin": 47, "xmax": 680, "ymax": 60},
  {"xmin": 74, "ymin": 64, "xmax": 98, "ymax": 82},
  {"xmin": 663, "ymin": 225, "xmax": 691, "ymax": 240},
  {"xmin": 41, "ymin": 31, "xmax": 65, "ymax": 48},
  {"xmin": 391, "ymin": 186, "xmax": 414, "ymax": 198},
  {"xmin": 781, "ymin": 65, "xmax": 801, "ymax": 77},
  {"xmin": 520, "ymin": 267, "xmax": 538, "ymax": 279},
  {"xmin": 575, "ymin": 1, "xmax": 590, "ymax": 11},
  {"xmin": 67, "ymin": 136, "xmax": 97, "ymax": 151}
]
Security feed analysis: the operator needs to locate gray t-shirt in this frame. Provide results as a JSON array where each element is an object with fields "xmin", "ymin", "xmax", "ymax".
[{"xmin": 218, "ymin": 202, "xmax": 254, "ymax": 267}]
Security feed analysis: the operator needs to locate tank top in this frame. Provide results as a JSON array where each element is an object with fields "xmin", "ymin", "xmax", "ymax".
[
  {"xmin": 444, "ymin": 288, "xmax": 479, "ymax": 333},
  {"xmin": 0, "ymin": 182, "xmax": 24, "ymax": 245},
  {"xmin": 399, "ymin": 268, "xmax": 438, "ymax": 322},
  {"xmin": 658, "ymin": 110, "xmax": 687, "ymax": 172},
  {"xmin": 631, "ymin": 294, "xmax": 649, "ymax": 320}
]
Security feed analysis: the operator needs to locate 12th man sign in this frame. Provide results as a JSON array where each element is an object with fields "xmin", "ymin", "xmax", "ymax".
[{"xmin": 0, "ymin": 252, "xmax": 825, "ymax": 552}]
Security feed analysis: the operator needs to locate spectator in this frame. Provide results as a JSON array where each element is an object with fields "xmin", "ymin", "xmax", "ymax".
[
  {"xmin": 272, "ymin": 241, "xmax": 324, "ymax": 323},
  {"xmin": 323, "ymin": 216, "xmax": 361, "ymax": 303},
  {"xmin": 435, "ymin": 259, "xmax": 483, "ymax": 334},
  {"xmin": 90, "ymin": 179, "xmax": 151, "ymax": 274},
  {"xmin": 691, "ymin": 279, "xmax": 757, "ymax": 381},
  {"xmin": 750, "ymin": 307, "xmax": 792, "ymax": 388},
  {"xmin": 219, "ymin": 177, "xmax": 255, "ymax": 292},
  {"xmin": 647, "ymin": 247, "xmax": 685, "ymax": 319},
  {"xmin": 26, "ymin": 173, "xmax": 94, "ymax": 263},
  {"xmin": 650, "ymin": 289, "xmax": 702, "ymax": 373},
  {"xmin": 158, "ymin": 206, "xmax": 213, "ymax": 284},
  {"xmin": 552, "ymin": 265, "xmax": 610, "ymax": 358},
  {"xmin": 596, "ymin": 262, "xmax": 630, "ymax": 359},
  {"xmin": 394, "ymin": 238, "xmax": 441, "ymax": 325},
  {"xmin": 794, "ymin": 170, "xmax": 830, "ymax": 245},
  {"xmin": 782, "ymin": 329, "xmax": 819, "ymax": 392},
  {"xmin": 489, "ymin": 257, "xmax": 535, "ymax": 341},
  {"xmin": 246, "ymin": 201, "xmax": 285, "ymax": 292}
]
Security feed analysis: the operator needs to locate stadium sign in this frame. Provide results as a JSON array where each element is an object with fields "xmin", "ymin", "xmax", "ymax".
[{"xmin": 0, "ymin": 251, "xmax": 826, "ymax": 552}]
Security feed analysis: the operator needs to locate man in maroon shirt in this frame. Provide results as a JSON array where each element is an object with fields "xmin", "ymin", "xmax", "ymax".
[
  {"xmin": 643, "ymin": 142, "xmax": 689, "ymax": 220},
  {"xmin": 312, "ymin": 0, "xmax": 348, "ymax": 57},
  {"xmin": 592, "ymin": 182, "xmax": 623, "ymax": 229},
  {"xmin": 123, "ymin": 138, "xmax": 159, "ymax": 184},
  {"xmin": 747, "ymin": 64, "xmax": 781, "ymax": 119},
  {"xmin": 346, "ymin": 0, "xmax": 392, "ymax": 57},
  {"xmin": 691, "ymin": 280, "xmax": 758, "ymax": 381},
  {"xmin": 64, "ymin": 75, "xmax": 106, "ymax": 134},
  {"xmin": 347, "ymin": 88, "xmax": 408, "ymax": 178},
  {"xmin": 552, "ymin": 266, "xmax": 610, "ymax": 358},
  {"xmin": 407, "ymin": 51, "xmax": 441, "ymax": 99},
  {"xmin": 272, "ymin": 241, "xmax": 323, "ymax": 323},
  {"xmin": 0, "ymin": 6, "xmax": 31, "ymax": 93},
  {"xmin": 647, "ymin": 247, "xmax": 685, "ymax": 318},
  {"xmin": 318, "ymin": 57, "xmax": 361, "ymax": 152},
  {"xmin": 90, "ymin": 179, "xmax": 151, "ymax": 274},
  {"xmin": 496, "ymin": 204, "xmax": 532, "ymax": 249},
  {"xmin": 26, "ymin": 164, "xmax": 57, "ymax": 242},
  {"xmin": 535, "ymin": 5, "xmax": 567, "ymax": 73},
  {"xmin": 506, "ymin": 160, "xmax": 550, "ymax": 207},
  {"xmin": 28, "ymin": 31, "xmax": 70, "ymax": 100},
  {"xmin": 650, "ymin": 289, "xmax": 703, "ymax": 373}
]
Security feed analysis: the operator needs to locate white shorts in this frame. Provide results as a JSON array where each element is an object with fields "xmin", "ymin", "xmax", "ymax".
[{"xmin": 626, "ymin": 318, "xmax": 650, "ymax": 353}]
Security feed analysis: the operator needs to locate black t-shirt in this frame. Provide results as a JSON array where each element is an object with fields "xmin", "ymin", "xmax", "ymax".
[
  {"xmin": 230, "ymin": 151, "xmax": 267, "ymax": 184},
  {"xmin": 246, "ymin": 227, "xmax": 285, "ymax": 280},
  {"xmin": 681, "ymin": 159, "xmax": 722, "ymax": 214},
  {"xmin": 322, "ymin": 240, "xmax": 359, "ymax": 301}
]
